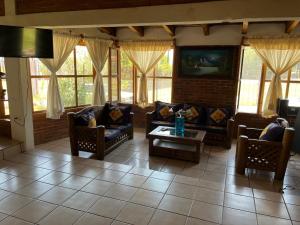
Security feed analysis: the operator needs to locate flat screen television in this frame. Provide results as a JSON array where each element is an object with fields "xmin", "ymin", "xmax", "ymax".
[{"xmin": 0, "ymin": 25, "xmax": 53, "ymax": 58}]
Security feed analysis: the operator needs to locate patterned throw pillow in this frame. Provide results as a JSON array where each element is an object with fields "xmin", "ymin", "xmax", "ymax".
[
  {"xmin": 259, "ymin": 118, "xmax": 288, "ymax": 142},
  {"xmin": 207, "ymin": 107, "xmax": 231, "ymax": 127},
  {"xmin": 185, "ymin": 106, "xmax": 199, "ymax": 121},
  {"xmin": 154, "ymin": 101, "xmax": 183, "ymax": 122},
  {"xmin": 88, "ymin": 116, "xmax": 97, "ymax": 128},
  {"xmin": 75, "ymin": 110, "xmax": 96, "ymax": 127},
  {"xmin": 109, "ymin": 108, "xmax": 124, "ymax": 122},
  {"xmin": 159, "ymin": 106, "xmax": 172, "ymax": 119}
]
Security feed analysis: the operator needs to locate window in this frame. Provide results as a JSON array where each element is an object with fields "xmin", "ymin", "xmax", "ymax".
[
  {"xmin": 0, "ymin": 57, "xmax": 9, "ymax": 117},
  {"xmin": 237, "ymin": 47, "xmax": 300, "ymax": 113},
  {"xmin": 119, "ymin": 49, "xmax": 174, "ymax": 104},
  {"xmin": 30, "ymin": 45, "xmax": 94, "ymax": 111}
]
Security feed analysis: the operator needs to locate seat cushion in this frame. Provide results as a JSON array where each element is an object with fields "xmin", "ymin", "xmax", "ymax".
[
  {"xmin": 105, "ymin": 129, "xmax": 121, "ymax": 142},
  {"xmin": 185, "ymin": 123, "xmax": 227, "ymax": 134},
  {"xmin": 151, "ymin": 121, "xmax": 175, "ymax": 127},
  {"xmin": 109, "ymin": 124, "xmax": 133, "ymax": 132}
]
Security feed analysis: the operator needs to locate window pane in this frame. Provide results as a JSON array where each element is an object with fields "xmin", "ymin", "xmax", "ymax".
[
  {"xmin": 263, "ymin": 82, "xmax": 287, "ymax": 104},
  {"xmin": 111, "ymin": 49, "xmax": 118, "ymax": 76},
  {"xmin": 77, "ymin": 77, "xmax": 93, "ymax": 105},
  {"xmin": 1, "ymin": 79, "xmax": 9, "ymax": 115},
  {"xmin": 291, "ymin": 63, "xmax": 300, "ymax": 81},
  {"xmin": 76, "ymin": 46, "xmax": 93, "ymax": 75},
  {"xmin": 238, "ymin": 48, "xmax": 262, "ymax": 113},
  {"xmin": 156, "ymin": 49, "xmax": 174, "ymax": 77},
  {"xmin": 0, "ymin": 57, "xmax": 5, "ymax": 73},
  {"xmin": 58, "ymin": 78, "xmax": 75, "ymax": 107},
  {"xmin": 102, "ymin": 76, "xmax": 109, "ymax": 101},
  {"xmin": 31, "ymin": 78, "xmax": 48, "ymax": 111},
  {"xmin": 29, "ymin": 58, "xmax": 51, "ymax": 75},
  {"xmin": 101, "ymin": 60, "xmax": 109, "ymax": 75},
  {"xmin": 111, "ymin": 77, "xmax": 118, "ymax": 101},
  {"xmin": 121, "ymin": 52, "xmax": 133, "ymax": 103},
  {"xmin": 155, "ymin": 78, "xmax": 172, "ymax": 103},
  {"xmin": 288, "ymin": 83, "xmax": 300, "ymax": 106},
  {"xmin": 57, "ymin": 51, "xmax": 75, "ymax": 75}
]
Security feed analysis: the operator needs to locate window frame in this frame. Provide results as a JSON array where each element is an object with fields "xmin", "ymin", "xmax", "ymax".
[{"xmin": 30, "ymin": 43, "xmax": 95, "ymax": 113}]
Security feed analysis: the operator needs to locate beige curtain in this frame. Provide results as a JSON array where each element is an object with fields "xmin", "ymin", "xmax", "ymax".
[
  {"xmin": 40, "ymin": 33, "xmax": 80, "ymax": 119},
  {"xmin": 85, "ymin": 38, "xmax": 113, "ymax": 105},
  {"xmin": 248, "ymin": 37, "xmax": 300, "ymax": 117},
  {"xmin": 120, "ymin": 41, "xmax": 172, "ymax": 106}
]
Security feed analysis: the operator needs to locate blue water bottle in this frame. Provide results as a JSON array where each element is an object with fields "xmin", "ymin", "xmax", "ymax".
[{"xmin": 175, "ymin": 115, "xmax": 185, "ymax": 136}]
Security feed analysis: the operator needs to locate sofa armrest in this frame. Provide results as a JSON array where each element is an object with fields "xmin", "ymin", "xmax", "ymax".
[
  {"xmin": 129, "ymin": 112, "xmax": 134, "ymax": 124},
  {"xmin": 146, "ymin": 111, "xmax": 155, "ymax": 138},
  {"xmin": 225, "ymin": 118, "xmax": 234, "ymax": 149},
  {"xmin": 67, "ymin": 112, "xmax": 78, "ymax": 156}
]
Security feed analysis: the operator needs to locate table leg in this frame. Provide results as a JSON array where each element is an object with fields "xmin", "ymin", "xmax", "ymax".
[
  {"xmin": 149, "ymin": 137, "xmax": 154, "ymax": 156},
  {"xmin": 195, "ymin": 143, "xmax": 200, "ymax": 163}
]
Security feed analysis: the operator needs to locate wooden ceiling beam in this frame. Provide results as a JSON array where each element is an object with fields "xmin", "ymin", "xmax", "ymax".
[
  {"xmin": 128, "ymin": 26, "xmax": 144, "ymax": 37},
  {"xmin": 162, "ymin": 25, "xmax": 176, "ymax": 37},
  {"xmin": 286, "ymin": 20, "xmax": 300, "ymax": 34},
  {"xmin": 242, "ymin": 20, "xmax": 249, "ymax": 34},
  {"xmin": 98, "ymin": 27, "xmax": 117, "ymax": 37},
  {"xmin": 201, "ymin": 24, "xmax": 210, "ymax": 36}
]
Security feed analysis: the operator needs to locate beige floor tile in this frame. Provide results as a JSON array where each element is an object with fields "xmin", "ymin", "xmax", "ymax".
[
  {"xmin": 159, "ymin": 195, "xmax": 193, "ymax": 215},
  {"xmin": 38, "ymin": 206, "xmax": 83, "ymax": 225},
  {"xmin": 38, "ymin": 186, "xmax": 76, "ymax": 204},
  {"xmin": 256, "ymin": 199, "xmax": 289, "ymax": 219},
  {"xmin": 253, "ymin": 189, "xmax": 284, "ymax": 202},
  {"xmin": 197, "ymin": 179, "xmax": 225, "ymax": 191},
  {"xmin": 174, "ymin": 175, "xmax": 199, "ymax": 186},
  {"xmin": 189, "ymin": 201, "xmax": 222, "ymax": 224},
  {"xmin": 142, "ymin": 178, "xmax": 171, "ymax": 193},
  {"xmin": 38, "ymin": 160, "xmax": 68, "ymax": 170},
  {"xmin": 109, "ymin": 164, "xmax": 133, "ymax": 173},
  {"xmin": 150, "ymin": 171, "xmax": 175, "ymax": 181},
  {"xmin": 225, "ymin": 184, "xmax": 253, "ymax": 197},
  {"xmin": 19, "ymin": 167, "xmax": 52, "ymax": 180},
  {"xmin": 116, "ymin": 203, "xmax": 155, "ymax": 225},
  {"xmin": 186, "ymin": 217, "xmax": 218, "ymax": 225},
  {"xmin": 222, "ymin": 207, "xmax": 257, "ymax": 225},
  {"xmin": 257, "ymin": 214, "xmax": 292, "ymax": 225},
  {"xmin": 0, "ymin": 194, "xmax": 32, "ymax": 214},
  {"xmin": 73, "ymin": 213, "xmax": 112, "ymax": 225},
  {"xmin": 111, "ymin": 221, "xmax": 130, "ymax": 225},
  {"xmin": 283, "ymin": 194, "xmax": 300, "ymax": 205},
  {"xmin": 286, "ymin": 204, "xmax": 300, "ymax": 221},
  {"xmin": 105, "ymin": 184, "xmax": 137, "ymax": 201},
  {"xmin": 16, "ymin": 181, "xmax": 53, "ymax": 198},
  {"xmin": 0, "ymin": 172, "xmax": 14, "ymax": 184},
  {"xmin": 224, "ymin": 193, "xmax": 255, "ymax": 212},
  {"xmin": 130, "ymin": 189, "xmax": 164, "ymax": 208},
  {"xmin": 88, "ymin": 197, "xmax": 126, "ymax": 218},
  {"xmin": 149, "ymin": 210, "xmax": 187, "ymax": 225},
  {"xmin": 96, "ymin": 169, "xmax": 126, "ymax": 182},
  {"xmin": 0, "ymin": 216, "xmax": 33, "ymax": 225},
  {"xmin": 167, "ymin": 182, "xmax": 197, "ymax": 199},
  {"xmin": 129, "ymin": 167, "xmax": 153, "ymax": 177},
  {"xmin": 13, "ymin": 200, "xmax": 56, "ymax": 223},
  {"xmin": 81, "ymin": 179, "xmax": 114, "ymax": 195},
  {"xmin": 63, "ymin": 191, "xmax": 99, "ymax": 211},
  {"xmin": 59, "ymin": 175, "xmax": 92, "ymax": 190},
  {"xmin": 0, "ymin": 189, "xmax": 11, "ymax": 201},
  {"xmin": 38, "ymin": 171, "xmax": 71, "ymax": 185},
  {"xmin": 74, "ymin": 166, "xmax": 104, "ymax": 178},
  {"xmin": 119, "ymin": 174, "xmax": 148, "ymax": 187},
  {"xmin": 194, "ymin": 187, "xmax": 224, "ymax": 205},
  {"xmin": 0, "ymin": 177, "xmax": 34, "ymax": 192}
]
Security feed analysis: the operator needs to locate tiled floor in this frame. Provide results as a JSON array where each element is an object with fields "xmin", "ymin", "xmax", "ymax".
[{"xmin": 0, "ymin": 129, "xmax": 298, "ymax": 224}]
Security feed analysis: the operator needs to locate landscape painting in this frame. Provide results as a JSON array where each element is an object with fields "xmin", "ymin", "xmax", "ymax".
[{"xmin": 178, "ymin": 46, "xmax": 239, "ymax": 79}]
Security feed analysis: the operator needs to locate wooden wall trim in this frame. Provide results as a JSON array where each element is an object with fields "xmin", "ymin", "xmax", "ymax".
[{"xmin": 15, "ymin": 0, "xmax": 219, "ymax": 15}]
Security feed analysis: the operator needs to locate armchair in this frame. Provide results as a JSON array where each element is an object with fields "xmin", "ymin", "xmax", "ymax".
[{"xmin": 236, "ymin": 125, "xmax": 295, "ymax": 180}]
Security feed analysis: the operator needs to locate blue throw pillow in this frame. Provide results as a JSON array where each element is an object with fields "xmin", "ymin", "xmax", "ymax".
[
  {"xmin": 75, "ymin": 110, "xmax": 96, "ymax": 126},
  {"xmin": 259, "ymin": 118, "xmax": 288, "ymax": 142}
]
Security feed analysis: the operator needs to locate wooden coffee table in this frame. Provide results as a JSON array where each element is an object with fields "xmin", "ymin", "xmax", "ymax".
[{"xmin": 148, "ymin": 126, "xmax": 206, "ymax": 163}]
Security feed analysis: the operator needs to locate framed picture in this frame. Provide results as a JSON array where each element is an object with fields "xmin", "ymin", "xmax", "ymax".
[{"xmin": 177, "ymin": 46, "xmax": 239, "ymax": 79}]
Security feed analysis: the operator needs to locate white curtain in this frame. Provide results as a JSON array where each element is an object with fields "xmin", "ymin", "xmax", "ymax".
[
  {"xmin": 85, "ymin": 38, "xmax": 113, "ymax": 105},
  {"xmin": 40, "ymin": 33, "xmax": 79, "ymax": 119},
  {"xmin": 248, "ymin": 37, "xmax": 300, "ymax": 117},
  {"xmin": 120, "ymin": 41, "xmax": 172, "ymax": 106}
]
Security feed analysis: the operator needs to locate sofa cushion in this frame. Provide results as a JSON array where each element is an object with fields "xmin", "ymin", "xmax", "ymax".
[
  {"xmin": 104, "ymin": 129, "xmax": 121, "ymax": 142},
  {"xmin": 109, "ymin": 123, "xmax": 133, "ymax": 132},
  {"xmin": 207, "ymin": 107, "xmax": 231, "ymax": 127},
  {"xmin": 154, "ymin": 101, "xmax": 183, "ymax": 122},
  {"xmin": 183, "ymin": 104, "xmax": 206, "ymax": 124},
  {"xmin": 151, "ymin": 121, "xmax": 175, "ymax": 127},
  {"xmin": 75, "ymin": 110, "xmax": 97, "ymax": 127},
  {"xmin": 106, "ymin": 104, "xmax": 131, "ymax": 125},
  {"xmin": 259, "ymin": 118, "xmax": 288, "ymax": 142},
  {"xmin": 184, "ymin": 123, "xmax": 227, "ymax": 134}
]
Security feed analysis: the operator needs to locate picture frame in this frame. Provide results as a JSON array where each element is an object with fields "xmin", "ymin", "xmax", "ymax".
[{"xmin": 177, "ymin": 46, "xmax": 239, "ymax": 79}]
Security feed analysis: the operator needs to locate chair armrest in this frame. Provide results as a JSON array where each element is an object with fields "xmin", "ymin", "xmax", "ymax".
[
  {"xmin": 238, "ymin": 125, "xmax": 263, "ymax": 139},
  {"xmin": 146, "ymin": 111, "xmax": 155, "ymax": 137},
  {"xmin": 225, "ymin": 118, "xmax": 234, "ymax": 149},
  {"xmin": 129, "ymin": 112, "xmax": 134, "ymax": 124},
  {"xmin": 146, "ymin": 111, "xmax": 155, "ymax": 121}
]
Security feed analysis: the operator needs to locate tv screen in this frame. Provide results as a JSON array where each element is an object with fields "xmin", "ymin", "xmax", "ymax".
[{"xmin": 0, "ymin": 25, "xmax": 53, "ymax": 58}]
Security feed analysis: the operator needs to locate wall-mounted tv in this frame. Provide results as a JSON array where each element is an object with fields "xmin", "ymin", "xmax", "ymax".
[{"xmin": 0, "ymin": 25, "xmax": 53, "ymax": 58}]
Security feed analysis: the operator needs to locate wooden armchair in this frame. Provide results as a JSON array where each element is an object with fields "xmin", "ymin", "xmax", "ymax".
[{"xmin": 236, "ymin": 125, "xmax": 295, "ymax": 180}]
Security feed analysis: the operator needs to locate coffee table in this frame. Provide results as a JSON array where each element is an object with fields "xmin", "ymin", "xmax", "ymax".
[{"xmin": 148, "ymin": 126, "xmax": 206, "ymax": 163}]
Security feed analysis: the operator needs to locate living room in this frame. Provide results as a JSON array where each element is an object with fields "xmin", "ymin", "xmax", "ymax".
[{"xmin": 0, "ymin": 0, "xmax": 299, "ymax": 225}]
